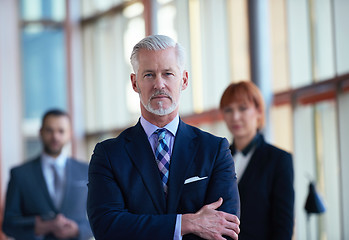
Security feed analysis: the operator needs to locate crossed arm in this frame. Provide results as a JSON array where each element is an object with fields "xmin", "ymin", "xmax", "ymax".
[
  {"xmin": 182, "ymin": 197, "xmax": 240, "ymax": 240},
  {"xmin": 87, "ymin": 139, "xmax": 240, "ymax": 240}
]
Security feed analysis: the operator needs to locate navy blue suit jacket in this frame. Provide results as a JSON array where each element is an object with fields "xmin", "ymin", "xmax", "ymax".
[
  {"xmin": 2, "ymin": 157, "xmax": 93, "ymax": 240},
  {"xmin": 233, "ymin": 135, "xmax": 294, "ymax": 240},
  {"xmin": 87, "ymin": 120, "xmax": 240, "ymax": 240}
]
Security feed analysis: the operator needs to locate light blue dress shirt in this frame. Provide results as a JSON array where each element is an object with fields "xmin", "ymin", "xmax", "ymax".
[{"xmin": 41, "ymin": 152, "xmax": 67, "ymax": 203}]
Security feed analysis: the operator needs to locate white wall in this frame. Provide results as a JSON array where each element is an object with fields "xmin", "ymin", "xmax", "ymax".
[{"xmin": 0, "ymin": 0, "xmax": 24, "ymax": 201}]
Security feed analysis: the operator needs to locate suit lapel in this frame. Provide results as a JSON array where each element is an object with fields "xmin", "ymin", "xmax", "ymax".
[
  {"xmin": 126, "ymin": 122, "xmax": 166, "ymax": 213},
  {"xmin": 32, "ymin": 157, "xmax": 56, "ymax": 211},
  {"xmin": 238, "ymin": 137, "xmax": 266, "ymax": 193},
  {"xmin": 167, "ymin": 121, "xmax": 198, "ymax": 213}
]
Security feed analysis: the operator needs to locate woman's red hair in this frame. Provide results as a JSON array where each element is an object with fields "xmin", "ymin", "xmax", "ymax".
[{"xmin": 220, "ymin": 81, "xmax": 265, "ymax": 129}]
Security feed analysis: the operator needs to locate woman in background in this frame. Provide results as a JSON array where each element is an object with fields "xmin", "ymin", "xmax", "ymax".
[{"xmin": 220, "ymin": 81, "xmax": 294, "ymax": 240}]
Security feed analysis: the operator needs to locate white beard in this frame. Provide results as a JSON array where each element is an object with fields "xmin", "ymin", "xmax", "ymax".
[
  {"xmin": 139, "ymin": 90, "xmax": 178, "ymax": 116},
  {"xmin": 137, "ymin": 80, "xmax": 182, "ymax": 116}
]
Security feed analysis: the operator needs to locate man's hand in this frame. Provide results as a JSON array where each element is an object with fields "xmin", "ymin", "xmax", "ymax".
[
  {"xmin": 35, "ymin": 214, "xmax": 79, "ymax": 239},
  {"xmin": 181, "ymin": 198, "xmax": 240, "ymax": 240},
  {"xmin": 52, "ymin": 214, "xmax": 79, "ymax": 239},
  {"xmin": 35, "ymin": 216, "xmax": 54, "ymax": 236}
]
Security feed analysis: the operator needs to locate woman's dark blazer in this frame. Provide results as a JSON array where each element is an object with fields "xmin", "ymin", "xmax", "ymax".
[{"xmin": 231, "ymin": 134, "xmax": 294, "ymax": 240}]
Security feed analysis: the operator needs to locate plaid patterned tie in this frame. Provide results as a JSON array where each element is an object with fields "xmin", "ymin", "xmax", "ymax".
[{"xmin": 155, "ymin": 129, "xmax": 170, "ymax": 195}]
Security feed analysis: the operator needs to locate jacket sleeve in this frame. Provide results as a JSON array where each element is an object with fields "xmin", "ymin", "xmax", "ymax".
[
  {"xmin": 205, "ymin": 138, "xmax": 240, "ymax": 218},
  {"xmin": 2, "ymin": 169, "xmax": 38, "ymax": 240},
  {"xmin": 271, "ymin": 151, "xmax": 295, "ymax": 240},
  {"xmin": 185, "ymin": 137, "xmax": 240, "ymax": 240},
  {"xmin": 87, "ymin": 142, "xmax": 177, "ymax": 240},
  {"xmin": 76, "ymin": 218, "xmax": 94, "ymax": 240}
]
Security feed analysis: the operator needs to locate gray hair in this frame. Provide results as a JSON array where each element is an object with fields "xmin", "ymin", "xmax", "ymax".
[{"xmin": 130, "ymin": 35, "xmax": 186, "ymax": 73}]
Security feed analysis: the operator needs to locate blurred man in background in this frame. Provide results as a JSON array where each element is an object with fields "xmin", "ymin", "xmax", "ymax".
[{"xmin": 2, "ymin": 109, "xmax": 93, "ymax": 240}]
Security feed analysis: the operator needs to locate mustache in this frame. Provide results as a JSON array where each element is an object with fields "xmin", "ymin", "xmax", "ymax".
[{"xmin": 150, "ymin": 90, "xmax": 172, "ymax": 100}]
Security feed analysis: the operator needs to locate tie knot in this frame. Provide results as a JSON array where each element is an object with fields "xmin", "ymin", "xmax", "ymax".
[
  {"xmin": 156, "ymin": 128, "xmax": 167, "ymax": 140},
  {"xmin": 50, "ymin": 163, "xmax": 58, "ymax": 171}
]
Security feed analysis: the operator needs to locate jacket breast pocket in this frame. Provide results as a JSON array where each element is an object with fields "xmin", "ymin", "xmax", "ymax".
[{"xmin": 180, "ymin": 178, "xmax": 209, "ymax": 212}]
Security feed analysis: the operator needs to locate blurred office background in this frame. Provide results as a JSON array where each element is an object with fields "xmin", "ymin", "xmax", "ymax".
[{"xmin": 0, "ymin": 0, "xmax": 348, "ymax": 239}]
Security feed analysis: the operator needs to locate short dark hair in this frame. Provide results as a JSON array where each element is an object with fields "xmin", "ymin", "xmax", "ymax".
[{"xmin": 41, "ymin": 109, "xmax": 70, "ymax": 127}]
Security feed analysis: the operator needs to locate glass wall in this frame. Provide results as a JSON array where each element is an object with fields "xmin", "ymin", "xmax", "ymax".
[
  {"xmin": 334, "ymin": 0, "xmax": 349, "ymax": 75},
  {"xmin": 312, "ymin": 0, "xmax": 335, "ymax": 81},
  {"xmin": 22, "ymin": 27, "xmax": 67, "ymax": 120},
  {"xmin": 81, "ymin": 1, "xmax": 145, "ymax": 155},
  {"xmin": 293, "ymin": 104, "xmax": 317, "ymax": 239},
  {"xmin": 287, "ymin": 0, "xmax": 312, "ymax": 88},
  {"xmin": 284, "ymin": 99, "xmax": 345, "ymax": 240},
  {"xmin": 269, "ymin": 0, "xmax": 290, "ymax": 92},
  {"xmin": 82, "ymin": 0, "xmax": 251, "ymax": 151},
  {"xmin": 187, "ymin": 0, "xmax": 250, "ymax": 113},
  {"xmin": 20, "ymin": 0, "xmax": 67, "ymax": 159},
  {"xmin": 269, "ymin": 0, "xmax": 349, "ymax": 239},
  {"xmin": 83, "ymin": 5, "xmax": 144, "ymax": 133},
  {"xmin": 315, "ymin": 100, "xmax": 341, "ymax": 239},
  {"xmin": 20, "ymin": 0, "xmax": 65, "ymax": 20},
  {"xmin": 338, "ymin": 91, "xmax": 349, "ymax": 239},
  {"xmin": 81, "ymin": 0, "xmax": 124, "ymax": 17},
  {"xmin": 270, "ymin": 105, "xmax": 293, "ymax": 152}
]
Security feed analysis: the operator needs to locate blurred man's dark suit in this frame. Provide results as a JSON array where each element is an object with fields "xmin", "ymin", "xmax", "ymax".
[{"xmin": 2, "ymin": 156, "xmax": 93, "ymax": 240}]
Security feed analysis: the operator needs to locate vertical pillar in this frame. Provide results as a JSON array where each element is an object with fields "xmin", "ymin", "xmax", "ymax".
[
  {"xmin": 248, "ymin": 0, "xmax": 273, "ymax": 139},
  {"xmin": 143, "ymin": 0, "xmax": 157, "ymax": 35},
  {"xmin": 65, "ymin": 0, "xmax": 75, "ymax": 157},
  {"xmin": 65, "ymin": 0, "xmax": 88, "ymax": 160},
  {"xmin": 0, "ymin": 0, "xmax": 23, "ymax": 238}
]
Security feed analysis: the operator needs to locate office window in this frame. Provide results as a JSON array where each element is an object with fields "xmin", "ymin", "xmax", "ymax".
[
  {"xmin": 315, "ymin": 100, "xmax": 341, "ymax": 239},
  {"xmin": 157, "ymin": 0, "xmax": 177, "ymax": 39},
  {"xmin": 124, "ymin": 4, "xmax": 146, "ymax": 117},
  {"xmin": 21, "ymin": 0, "xmax": 67, "ymax": 122},
  {"xmin": 83, "ymin": 3, "xmax": 144, "ymax": 133},
  {"xmin": 20, "ymin": 0, "xmax": 67, "ymax": 158},
  {"xmin": 81, "ymin": 0, "xmax": 146, "ymax": 160},
  {"xmin": 270, "ymin": 104, "xmax": 293, "ymax": 152},
  {"xmin": 287, "ymin": 0, "xmax": 312, "ymax": 88},
  {"xmin": 81, "ymin": 0, "xmax": 123, "ymax": 17},
  {"xmin": 334, "ymin": 0, "xmax": 349, "ymax": 75},
  {"xmin": 196, "ymin": 0, "xmax": 230, "ymax": 111},
  {"xmin": 20, "ymin": 0, "xmax": 65, "ymax": 21},
  {"xmin": 338, "ymin": 91, "xmax": 349, "ymax": 239},
  {"xmin": 293, "ymin": 104, "xmax": 318, "ymax": 239},
  {"xmin": 188, "ymin": 0, "xmax": 249, "ymax": 113},
  {"xmin": 22, "ymin": 26, "xmax": 67, "ymax": 120},
  {"xmin": 269, "ymin": 0, "xmax": 290, "ymax": 92},
  {"xmin": 271, "ymin": 1, "xmax": 349, "ymax": 235},
  {"xmin": 312, "ymin": 0, "xmax": 335, "ymax": 81},
  {"xmin": 227, "ymin": 0, "xmax": 250, "ymax": 83}
]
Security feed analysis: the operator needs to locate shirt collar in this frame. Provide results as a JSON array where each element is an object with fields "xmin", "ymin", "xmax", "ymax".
[
  {"xmin": 41, "ymin": 151, "xmax": 68, "ymax": 168},
  {"xmin": 230, "ymin": 132, "xmax": 262, "ymax": 156},
  {"xmin": 140, "ymin": 114, "xmax": 179, "ymax": 138}
]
